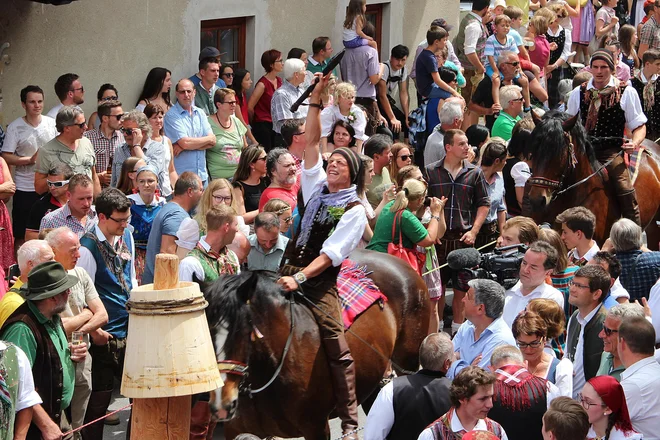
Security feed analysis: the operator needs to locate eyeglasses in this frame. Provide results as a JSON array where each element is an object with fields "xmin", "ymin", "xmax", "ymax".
[
  {"xmin": 222, "ymin": 101, "xmax": 237, "ymax": 105},
  {"xmin": 102, "ymin": 96, "xmax": 118, "ymax": 101},
  {"xmin": 275, "ymin": 59, "xmax": 284, "ymax": 64},
  {"xmin": 222, "ymin": 73, "xmax": 234, "ymax": 77},
  {"xmin": 602, "ymin": 324, "xmax": 619, "ymax": 336},
  {"xmin": 578, "ymin": 393, "xmax": 606, "ymax": 410},
  {"xmin": 47, "ymin": 179, "xmax": 70, "ymax": 188},
  {"xmin": 569, "ymin": 280, "xmax": 590, "ymax": 289},
  {"xmin": 398, "ymin": 154, "xmax": 412, "ymax": 161},
  {"xmin": 516, "ymin": 339, "xmax": 543, "ymax": 349},
  {"xmin": 70, "ymin": 86, "xmax": 84, "ymax": 93},
  {"xmin": 505, "ymin": 61, "xmax": 520, "ymax": 67},
  {"xmin": 212, "ymin": 195, "xmax": 233, "ymax": 203},
  {"xmin": 282, "ymin": 216, "xmax": 294, "ymax": 223},
  {"xmin": 108, "ymin": 215, "xmax": 130, "ymax": 225}
]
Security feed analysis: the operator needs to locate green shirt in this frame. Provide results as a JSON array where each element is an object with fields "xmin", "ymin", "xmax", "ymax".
[
  {"xmin": 206, "ymin": 115, "xmax": 247, "ymax": 180},
  {"xmin": 1, "ymin": 301, "xmax": 75, "ymax": 409},
  {"xmin": 596, "ymin": 351, "xmax": 625, "ymax": 382},
  {"xmin": 194, "ymin": 83, "xmax": 220, "ymax": 116},
  {"xmin": 366, "ymin": 168, "xmax": 392, "ymax": 209},
  {"xmin": 491, "ymin": 112, "xmax": 521, "ymax": 141},
  {"xmin": 35, "ymin": 137, "xmax": 96, "ymax": 179},
  {"xmin": 366, "ymin": 201, "xmax": 429, "ymax": 253}
]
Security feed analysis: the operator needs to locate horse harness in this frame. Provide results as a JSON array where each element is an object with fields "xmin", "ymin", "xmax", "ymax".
[{"xmin": 527, "ymin": 134, "xmax": 627, "ymax": 202}]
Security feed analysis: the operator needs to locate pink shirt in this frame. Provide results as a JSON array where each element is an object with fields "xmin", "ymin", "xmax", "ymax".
[{"xmin": 529, "ymin": 35, "xmax": 551, "ymax": 76}]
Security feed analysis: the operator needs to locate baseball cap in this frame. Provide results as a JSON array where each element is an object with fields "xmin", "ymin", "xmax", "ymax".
[
  {"xmin": 199, "ymin": 46, "xmax": 221, "ymax": 60},
  {"xmin": 431, "ymin": 18, "xmax": 454, "ymax": 32}
]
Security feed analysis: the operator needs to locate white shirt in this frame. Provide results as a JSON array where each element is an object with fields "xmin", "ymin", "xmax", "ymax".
[
  {"xmin": 46, "ymin": 103, "xmax": 64, "ymax": 119},
  {"xmin": 567, "ymin": 304, "xmax": 602, "ymax": 398},
  {"xmin": 418, "ymin": 408, "xmax": 509, "ymax": 440},
  {"xmin": 503, "ymin": 281, "xmax": 564, "ymax": 327},
  {"xmin": 587, "ymin": 426, "xmax": 643, "ymax": 440},
  {"xmin": 547, "ymin": 25, "xmax": 572, "ymax": 62},
  {"xmin": 1, "ymin": 116, "xmax": 57, "ymax": 191},
  {"xmin": 381, "ymin": 61, "xmax": 409, "ymax": 97},
  {"xmin": 301, "ymin": 157, "xmax": 367, "ymax": 267},
  {"xmin": 320, "ymin": 104, "xmax": 368, "ymax": 141},
  {"xmin": 610, "ymin": 277, "xmax": 631, "ymax": 301},
  {"xmin": 542, "ymin": 356, "xmax": 574, "ymax": 398},
  {"xmin": 424, "ymin": 125, "xmax": 445, "ymax": 168},
  {"xmin": 510, "ymin": 161, "xmax": 530, "ymax": 188},
  {"xmin": 0, "ymin": 341, "xmax": 42, "ymax": 411},
  {"xmin": 648, "ymin": 277, "xmax": 660, "ymax": 343},
  {"xmin": 78, "ymin": 224, "xmax": 137, "ymax": 287},
  {"xmin": 566, "ymin": 77, "xmax": 648, "ymax": 131},
  {"xmin": 567, "ymin": 241, "xmax": 600, "ymax": 264},
  {"xmin": 621, "ymin": 356, "xmax": 660, "ymax": 439},
  {"xmin": 464, "ymin": 12, "xmax": 485, "ymax": 56},
  {"xmin": 364, "ymin": 381, "xmax": 396, "ymax": 440}
]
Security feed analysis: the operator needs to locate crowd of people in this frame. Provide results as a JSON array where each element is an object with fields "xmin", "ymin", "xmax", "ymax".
[{"xmin": 2, "ymin": 0, "xmax": 660, "ymax": 438}]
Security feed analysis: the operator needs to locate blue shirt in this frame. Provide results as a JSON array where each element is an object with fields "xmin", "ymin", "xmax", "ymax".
[
  {"xmin": 142, "ymin": 201, "xmax": 191, "ymax": 284},
  {"xmin": 617, "ymin": 249, "xmax": 660, "ymax": 301},
  {"xmin": 448, "ymin": 317, "xmax": 516, "ymax": 379},
  {"xmin": 509, "ymin": 28, "xmax": 524, "ymax": 47},
  {"xmin": 188, "ymin": 73, "xmax": 226, "ymax": 89},
  {"xmin": 415, "ymin": 49, "xmax": 439, "ymax": 98},
  {"xmin": 163, "ymin": 101, "xmax": 213, "ymax": 182}
]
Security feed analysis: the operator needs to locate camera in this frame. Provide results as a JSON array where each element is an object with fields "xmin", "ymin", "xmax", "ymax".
[
  {"xmin": 424, "ymin": 197, "xmax": 432, "ymax": 207},
  {"xmin": 453, "ymin": 244, "xmax": 528, "ymax": 290}
]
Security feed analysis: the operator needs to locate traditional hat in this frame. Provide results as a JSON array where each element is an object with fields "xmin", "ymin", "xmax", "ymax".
[
  {"xmin": 330, "ymin": 147, "xmax": 362, "ymax": 183},
  {"xmin": 590, "ymin": 49, "xmax": 615, "ymax": 71},
  {"xmin": 20, "ymin": 261, "xmax": 79, "ymax": 301},
  {"xmin": 588, "ymin": 375, "xmax": 635, "ymax": 433}
]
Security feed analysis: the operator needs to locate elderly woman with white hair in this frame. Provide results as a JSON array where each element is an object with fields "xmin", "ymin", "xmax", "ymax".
[
  {"xmin": 320, "ymin": 81, "xmax": 368, "ymax": 153},
  {"xmin": 491, "ymin": 84, "xmax": 524, "ymax": 141},
  {"xmin": 270, "ymin": 57, "xmax": 309, "ymax": 148},
  {"xmin": 111, "ymin": 110, "xmax": 170, "ymax": 195},
  {"xmin": 604, "ymin": 218, "xmax": 660, "ymax": 302}
]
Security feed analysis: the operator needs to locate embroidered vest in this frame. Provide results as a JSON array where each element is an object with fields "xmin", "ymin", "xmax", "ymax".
[
  {"xmin": 566, "ymin": 305, "xmax": 607, "ymax": 383},
  {"xmin": 80, "ymin": 228, "xmax": 134, "ymax": 338},
  {"xmin": 547, "ymin": 29, "xmax": 565, "ymax": 65},
  {"xmin": 3, "ymin": 302, "xmax": 65, "ymax": 440},
  {"xmin": 188, "ymin": 244, "xmax": 239, "ymax": 282},
  {"xmin": 454, "ymin": 13, "xmax": 488, "ymax": 69},
  {"xmin": 389, "ymin": 370, "xmax": 452, "ymax": 440},
  {"xmin": 579, "ymin": 83, "xmax": 627, "ymax": 152},
  {"xmin": 430, "ymin": 409, "xmax": 503, "ymax": 440}
]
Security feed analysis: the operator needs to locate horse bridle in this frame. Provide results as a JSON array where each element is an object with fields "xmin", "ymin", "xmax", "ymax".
[
  {"xmin": 217, "ymin": 296, "xmax": 295, "ymax": 396},
  {"xmin": 527, "ymin": 134, "xmax": 626, "ymax": 201}
]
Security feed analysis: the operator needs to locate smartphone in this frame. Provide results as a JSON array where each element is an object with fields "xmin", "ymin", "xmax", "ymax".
[
  {"xmin": 6, "ymin": 264, "xmax": 19, "ymax": 281},
  {"xmin": 424, "ymin": 197, "xmax": 432, "ymax": 207}
]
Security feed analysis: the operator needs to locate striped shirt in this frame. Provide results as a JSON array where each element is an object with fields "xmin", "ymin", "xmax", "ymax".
[
  {"xmin": 425, "ymin": 159, "xmax": 490, "ymax": 232},
  {"xmin": 39, "ymin": 203, "xmax": 97, "ymax": 237}
]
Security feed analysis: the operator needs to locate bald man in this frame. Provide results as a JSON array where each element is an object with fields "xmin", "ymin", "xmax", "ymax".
[{"xmin": 163, "ymin": 79, "xmax": 216, "ymax": 186}]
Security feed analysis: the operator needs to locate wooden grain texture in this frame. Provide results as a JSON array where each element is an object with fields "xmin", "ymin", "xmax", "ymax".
[
  {"xmin": 153, "ymin": 253, "xmax": 180, "ymax": 290},
  {"xmin": 131, "ymin": 395, "xmax": 191, "ymax": 439}
]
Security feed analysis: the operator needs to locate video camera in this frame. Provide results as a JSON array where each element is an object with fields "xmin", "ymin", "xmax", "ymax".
[{"xmin": 446, "ymin": 244, "xmax": 528, "ymax": 290}]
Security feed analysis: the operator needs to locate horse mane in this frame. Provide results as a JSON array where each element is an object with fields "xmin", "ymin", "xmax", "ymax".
[
  {"xmin": 531, "ymin": 110, "xmax": 600, "ymax": 173},
  {"xmin": 203, "ymin": 270, "xmax": 283, "ymax": 357}
]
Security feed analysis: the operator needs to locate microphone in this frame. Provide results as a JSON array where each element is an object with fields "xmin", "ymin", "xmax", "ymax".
[
  {"xmin": 290, "ymin": 50, "xmax": 346, "ymax": 113},
  {"xmin": 446, "ymin": 248, "xmax": 481, "ymax": 270}
]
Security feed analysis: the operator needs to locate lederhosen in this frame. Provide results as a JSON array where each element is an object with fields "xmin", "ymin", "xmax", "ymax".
[{"xmin": 547, "ymin": 29, "xmax": 566, "ymax": 109}]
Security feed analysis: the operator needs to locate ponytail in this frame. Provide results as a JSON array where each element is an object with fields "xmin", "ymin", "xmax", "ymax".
[
  {"xmin": 390, "ymin": 188, "xmax": 409, "ymax": 212},
  {"xmin": 390, "ymin": 179, "xmax": 427, "ymax": 213}
]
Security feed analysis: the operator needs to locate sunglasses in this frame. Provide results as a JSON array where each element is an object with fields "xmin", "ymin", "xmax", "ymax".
[
  {"xmin": 107, "ymin": 114, "xmax": 124, "ymax": 121},
  {"xmin": 602, "ymin": 324, "xmax": 619, "ymax": 336},
  {"xmin": 47, "ymin": 179, "xmax": 70, "ymax": 188},
  {"xmin": 512, "ymin": 97, "xmax": 525, "ymax": 102},
  {"xmin": 222, "ymin": 101, "xmax": 237, "ymax": 105},
  {"xmin": 398, "ymin": 154, "xmax": 412, "ymax": 161},
  {"xmin": 282, "ymin": 215, "xmax": 294, "ymax": 223},
  {"xmin": 506, "ymin": 61, "xmax": 520, "ymax": 67},
  {"xmin": 255, "ymin": 156, "xmax": 267, "ymax": 162},
  {"xmin": 222, "ymin": 73, "xmax": 234, "ymax": 77},
  {"xmin": 70, "ymin": 122, "xmax": 86, "ymax": 129},
  {"xmin": 101, "ymin": 96, "xmax": 118, "ymax": 101},
  {"xmin": 121, "ymin": 128, "xmax": 136, "ymax": 136}
]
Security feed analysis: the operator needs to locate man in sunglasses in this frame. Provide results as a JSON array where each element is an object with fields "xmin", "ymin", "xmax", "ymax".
[
  {"xmin": 35, "ymin": 105, "xmax": 101, "ymax": 197},
  {"xmin": 83, "ymin": 100, "xmax": 125, "ymax": 188},
  {"xmin": 46, "ymin": 72, "xmax": 85, "ymax": 119},
  {"xmin": 596, "ymin": 302, "xmax": 645, "ymax": 381},
  {"xmin": 25, "ymin": 163, "xmax": 73, "ymax": 241},
  {"xmin": 565, "ymin": 265, "xmax": 609, "ymax": 399}
]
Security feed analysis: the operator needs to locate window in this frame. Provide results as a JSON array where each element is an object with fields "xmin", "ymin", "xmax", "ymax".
[
  {"xmin": 200, "ymin": 17, "xmax": 247, "ymax": 68},
  {"xmin": 365, "ymin": 4, "xmax": 383, "ymax": 51}
]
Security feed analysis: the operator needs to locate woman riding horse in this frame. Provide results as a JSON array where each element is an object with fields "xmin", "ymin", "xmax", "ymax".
[{"xmin": 276, "ymin": 73, "xmax": 366, "ymax": 439}]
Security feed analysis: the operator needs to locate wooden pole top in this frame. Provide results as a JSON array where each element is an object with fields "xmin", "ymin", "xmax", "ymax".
[{"xmin": 153, "ymin": 253, "xmax": 180, "ymax": 291}]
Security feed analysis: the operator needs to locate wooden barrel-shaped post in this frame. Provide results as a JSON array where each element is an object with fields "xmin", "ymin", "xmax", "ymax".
[{"xmin": 131, "ymin": 253, "xmax": 191, "ymax": 439}]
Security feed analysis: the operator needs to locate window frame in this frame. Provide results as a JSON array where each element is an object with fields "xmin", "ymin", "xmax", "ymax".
[
  {"xmin": 365, "ymin": 4, "xmax": 383, "ymax": 51},
  {"xmin": 200, "ymin": 17, "xmax": 247, "ymax": 68}
]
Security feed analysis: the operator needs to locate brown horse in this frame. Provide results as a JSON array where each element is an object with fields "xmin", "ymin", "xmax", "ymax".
[
  {"xmin": 523, "ymin": 111, "xmax": 660, "ymax": 250},
  {"xmin": 203, "ymin": 249, "xmax": 430, "ymax": 440}
]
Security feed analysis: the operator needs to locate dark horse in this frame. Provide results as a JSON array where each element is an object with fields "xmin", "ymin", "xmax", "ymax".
[
  {"xmin": 523, "ymin": 111, "xmax": 660, "ymax": 250},
  {"xmin": 202, "ymin": 249, "xmax": 430, "ymax": 439}
]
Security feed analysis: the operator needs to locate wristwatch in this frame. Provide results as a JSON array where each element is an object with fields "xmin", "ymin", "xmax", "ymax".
[{"xmin": 293, "ymin": 271, "xmax": 307, "ymax": 285}]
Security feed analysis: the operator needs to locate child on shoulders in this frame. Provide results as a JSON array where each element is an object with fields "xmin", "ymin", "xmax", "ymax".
[{"xmin": 343, "ymin": 0, "xmax": 378, "ymax": 50}]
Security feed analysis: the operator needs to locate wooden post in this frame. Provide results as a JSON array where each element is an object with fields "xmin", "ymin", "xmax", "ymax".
[{"xmin": 130, "ymin": 253, "xmax": 191, "ymax": 439}]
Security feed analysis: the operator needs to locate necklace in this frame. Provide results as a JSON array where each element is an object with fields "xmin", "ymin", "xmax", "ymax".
[{"xmin": 216, "ymin": 113, "xmax": 232, "ymax": 130}]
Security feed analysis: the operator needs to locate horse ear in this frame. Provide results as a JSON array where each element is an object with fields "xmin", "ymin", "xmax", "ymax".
[
  {"xmin": 236, "ymin": 271, "xmax": 259, "ymax": 304},
  {"xmin": 531, "ymin": 108, "xmax": 542, "ymax": 126},
  {"xmin": 562, "ymin": 113, "xmax": 579, "ymax": 132}
]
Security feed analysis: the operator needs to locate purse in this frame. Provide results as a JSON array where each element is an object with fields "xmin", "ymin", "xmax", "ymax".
[{"xmin": 387, "ymin": 210, "xmax": 427, "ymax": 275}]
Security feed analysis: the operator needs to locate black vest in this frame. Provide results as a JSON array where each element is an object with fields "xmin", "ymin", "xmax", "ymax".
[
  {"xmin": 547, "ymin": 29, "xmax": 565, "ymax": 65},
  {"xmin": 502, "ymin": 157, "xmax": 522, "ymax": 216},
  {"xmin": 630, "ymin": 76, "xmax": 660, "ymax": 141},
  {"xmin": 388, "ymin": 370, "xmax": 452, "ymax": 440},
  {"xmin": 488, "ymin": 378, "xmax": 548, "ymax": 440},
  {"xmin": 579, "ymin": 83, "xmax": 627, "ymax": 152},
  {"xmin": 2, "ymin": 301, "xmax": 65, "ymax": 440},
  {"xmin": 566, "ymin": 305, "xmax": 607, "ymax": 383}
]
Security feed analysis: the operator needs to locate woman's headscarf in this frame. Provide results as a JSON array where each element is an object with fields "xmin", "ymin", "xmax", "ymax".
[{"xmin": 587, "ymin": 375, "xmax": 635, "ymax": 434}]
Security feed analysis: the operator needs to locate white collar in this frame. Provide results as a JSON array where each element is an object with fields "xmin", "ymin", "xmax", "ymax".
[
  {"xmin": 577, "ymin": 303, "xmax": 601, "ymax": 326},
  {"xmin": 640, "ymin": 71, "xmax": 658, "ymax": 84},
  {"xmin": 468, "ymin": 11, "xmax": 483, "ymax": 22},
  {"xmin": 198, "ymin": 236, "xmax": 211, "ymax": 252},
  {"xmin": 127, "ymin": 193, "xmax": 164, "ymax": 207},
  {"xmin": 586, "ymin": 76, "xmax": 616, "ymax": 91},
  {"xmin": 547, "ymin": 25, "xmax": 564, "ymax": 36},
  {"xmin": 308, "ymin": 56, "xmax": 322, "ymax": 66},
  {"xmin": 621, "ymin": 356, "xmax": 658, "ymax": 380},
  {"xmin": 450, "ymin": 409, "xmax": 488, "ymax": 432},
  {"xmin": 94, "ymin": 224, "xmax": 120, "ymax": 247}
]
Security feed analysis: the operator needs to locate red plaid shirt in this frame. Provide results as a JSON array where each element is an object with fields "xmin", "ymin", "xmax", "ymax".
[
  {"xmin": 83, "ymin": 128, "xmax": 124, "ymax": 175},
  {"xmin": 425, "ymin": 159, "xmax": 490, "ymax": 232}
]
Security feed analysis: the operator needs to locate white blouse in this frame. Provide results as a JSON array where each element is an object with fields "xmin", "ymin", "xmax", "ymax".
[{"xmin": 320, "ymin": 104, "xmax": 369, "ymax": 141}]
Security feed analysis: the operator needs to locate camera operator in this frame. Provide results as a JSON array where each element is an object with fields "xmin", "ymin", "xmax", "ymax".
[
  {"xmin": 502, "ymin": 241, "xmax": 564, "ymax": 326},
  {"xmin": 496, "ymin": 216, "xmax": 539, "ymax": 248}
]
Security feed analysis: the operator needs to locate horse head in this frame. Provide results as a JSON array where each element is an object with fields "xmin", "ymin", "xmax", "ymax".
[
  {"xmin": 203, "ymin": 270, "xmax": 285, "ymax": 421},
  {"xmin": 526, "ymin": 111, "xmax": 593, "ymax": 212}
]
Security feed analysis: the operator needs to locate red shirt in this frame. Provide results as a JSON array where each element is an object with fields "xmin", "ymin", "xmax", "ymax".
[
  {"xmin": 258, "ymin": 186, "xmax": 299, "ymax": 212},
  {"xmin": 253, "ymin": 76, "xmax": 282, "ymax": 123}
]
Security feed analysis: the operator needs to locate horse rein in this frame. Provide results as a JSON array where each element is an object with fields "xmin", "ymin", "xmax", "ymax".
[
  {"xmin": 217, "ymin": 296, "xmax": 296, "ymax": 396},
  {"xmin": 528, "ymin": 134, "xmax": 627, "ymax": 201}
]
